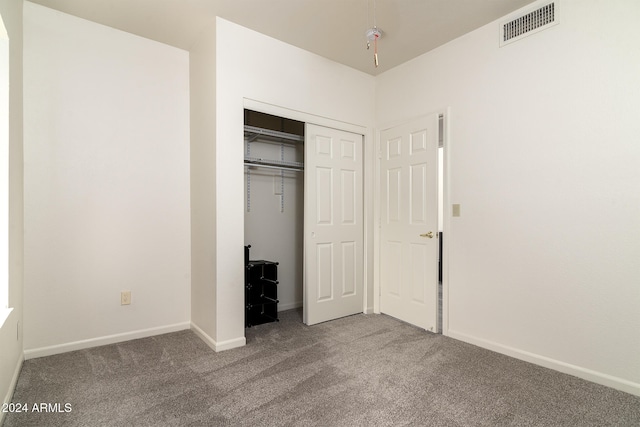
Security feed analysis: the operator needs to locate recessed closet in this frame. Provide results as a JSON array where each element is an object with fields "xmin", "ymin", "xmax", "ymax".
[{"xmin": 244, "ymin": 110, "xmax": 305, "ymax": 322}]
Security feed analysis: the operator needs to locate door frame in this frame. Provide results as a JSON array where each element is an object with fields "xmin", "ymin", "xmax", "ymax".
[
  {"xmin": 243, "ymin": 98, "xmax": 375, "ymax": 325},
  {"xmin": 373, "ymin": 108, "xmax": 451, "ymax": 336}
]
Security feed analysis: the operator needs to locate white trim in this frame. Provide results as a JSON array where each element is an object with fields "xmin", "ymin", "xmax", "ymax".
[
  {"xmin": 441, "ymin": 107, "xmax": 452, "ymax": 336},
  {"xmin": 242, "ymin": 98, "xmax": 373, "ymax": 326},
  {"xmin": 373, "ymin": 108, "xmax": 450, "ymax": 325},
  {"xmin": 24, "ymin": 322, "xmax": 191, "ymax": 360},
  {"xmin": 448, "ymin": 329, "xmax": 640, "ymax": 397},
  {"xmin": 363, "ymin": 124, "xmax": 374, "ymax": 322},
  {"xmin": 190, "ymin": 322, "xmax": 216, "ymax": 350},
  {"xmin": 243, "ymin": 98, "xmax": 367, "ymax": 136},
  {"xmin": 215, "ymin": 336, "xmax": 246, "ymax": 352},
  {"xmin": 376, "ymin": 111, "xmax": 446, "ymax": 134},
  {"xmin": 190, "ymin": 322, "xmax": 246, "ymax": 352},
  {"xmin": 0, "ymin": 354, "xmax": 23, "ymax": 426},
  {"xmin": 373, "ymin": 127, "xmax": 381, "ymax": 314}
]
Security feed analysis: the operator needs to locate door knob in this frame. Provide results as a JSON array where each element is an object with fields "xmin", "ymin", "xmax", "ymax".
[{"xmin": 420, "ymin": 231, "xmax": 434, "ymax": 238}]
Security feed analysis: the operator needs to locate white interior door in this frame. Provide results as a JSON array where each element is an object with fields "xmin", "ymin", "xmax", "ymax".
[
  {"xmin": 304, "ymin": 124, "xmax": 363, "ymax": 325},
  {"xmin": 379, "ymin": 114, "xmax": 439, "ymax": 331}
]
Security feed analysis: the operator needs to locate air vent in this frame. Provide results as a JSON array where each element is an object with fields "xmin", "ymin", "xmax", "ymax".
[{"xmin": 500, "ymin": 2, "xmax": 558, "ymax": 46}]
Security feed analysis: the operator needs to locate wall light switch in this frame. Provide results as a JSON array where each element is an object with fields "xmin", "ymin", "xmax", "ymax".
[
  {"xmin": 452, "ymin": 204, "xmax": 461, "ymax": 217},
  {"xmin": 121, "ymin": 291, "xmax": 131, "ymax": 305}
]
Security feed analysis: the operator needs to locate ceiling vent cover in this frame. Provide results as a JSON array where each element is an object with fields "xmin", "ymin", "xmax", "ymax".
[{"xmin": 500, "ymin": 2, "xmax": 558, "ymax": 46}]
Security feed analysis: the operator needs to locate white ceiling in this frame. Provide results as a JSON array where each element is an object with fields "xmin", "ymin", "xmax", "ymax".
[{"xmin": 28, "ymin": 0, "xmax": 536, "ymax": 75}]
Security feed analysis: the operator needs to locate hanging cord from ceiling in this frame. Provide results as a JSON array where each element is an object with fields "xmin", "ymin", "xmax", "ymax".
[{"xmin": 365, "ymin": 0, "xmax": 382, "ymax": 68}]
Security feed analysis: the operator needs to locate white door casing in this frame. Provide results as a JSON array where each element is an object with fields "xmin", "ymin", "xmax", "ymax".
[
  {"xmin": 379, "ymin": 114, "xmax": 439, "ymax": 331},
  {"xmin": 304, "ymin": 124, "xmax": 364, "ymax": 325}
]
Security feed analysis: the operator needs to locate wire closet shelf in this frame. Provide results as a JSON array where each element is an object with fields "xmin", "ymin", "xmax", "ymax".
[{"xmin": 243, "ymin": 125, "xmax": 304, "ymax": 172}]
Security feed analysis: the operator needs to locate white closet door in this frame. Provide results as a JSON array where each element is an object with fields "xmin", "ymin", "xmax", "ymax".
[
  {"xmin": 304, "ymin": 124, "xmax": 363, "ymax": 325},
  {"xmin": 379, "ymin": 114, "xmax": 439, "ymax": 331}
]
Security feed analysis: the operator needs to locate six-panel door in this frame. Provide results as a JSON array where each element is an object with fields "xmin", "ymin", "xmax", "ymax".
[
  {"xmin": 379, "ymin": 114, "xmax": 439, "ymax": 331},
  {"xmin": 304, "ymin": 124, "xmax": 364, "ymax": 325}
]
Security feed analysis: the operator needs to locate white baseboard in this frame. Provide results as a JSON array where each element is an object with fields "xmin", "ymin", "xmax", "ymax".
[
  {"xmin": 23, "ymin": 322, "xmax": 191, "ymax": 360},
  {"xmin": 278, "ymin": 301, "xmax": 302, "ymax": 312},
  {"xmin": 0, "ymin": 354, "xmax": 24, "ymax": 426},
  {"xmin": 190, "ymin": 322, "xmax": 246, "ymax": 352},
  {"xmin": 448, "ymin": 329, "xmax": 640, "ymax": 397},
  {"xmin": 364, "ymin": 306, "xmax": 374, "ymax": 315}
]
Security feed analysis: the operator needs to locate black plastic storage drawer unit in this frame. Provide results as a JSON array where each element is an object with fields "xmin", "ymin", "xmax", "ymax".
[{"xmin": 245, "ymin": 245, "xmax": 279, "ymax": 327}]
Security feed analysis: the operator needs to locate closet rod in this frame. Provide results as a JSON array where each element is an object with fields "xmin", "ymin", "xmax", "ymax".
[{"xmin": 244, "ymin": 162, "xmax": 303, "ymax": 173}]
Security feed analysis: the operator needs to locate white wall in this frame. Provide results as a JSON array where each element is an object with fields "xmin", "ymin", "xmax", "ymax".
[
  {"xmin": 214, "ymin": 17, "xmax": 375, "ymax": 347},
  {"xmin": 23, "ymin": 2, "xmax": 191, "ymax": 356},
  {"xmin": 0, "ymin": 0, "xmax": 23, "ymax": 420},
  {"xmin": 189, "ymin": 22, "xmax": 218, "ymax": 349},
  {"xmin": 377, "ymin": 0, "xmax": 640, "ymax": 395}
]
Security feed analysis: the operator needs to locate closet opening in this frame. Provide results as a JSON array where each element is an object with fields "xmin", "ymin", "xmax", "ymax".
[{"xmin": 244, "ymin": 109, "xmax": 305, "ymax": 327}]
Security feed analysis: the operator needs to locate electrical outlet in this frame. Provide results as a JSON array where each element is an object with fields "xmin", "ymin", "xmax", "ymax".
[{"xmin": 121, "ymin": 291, "xmax": 131, "ymax": 305}]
